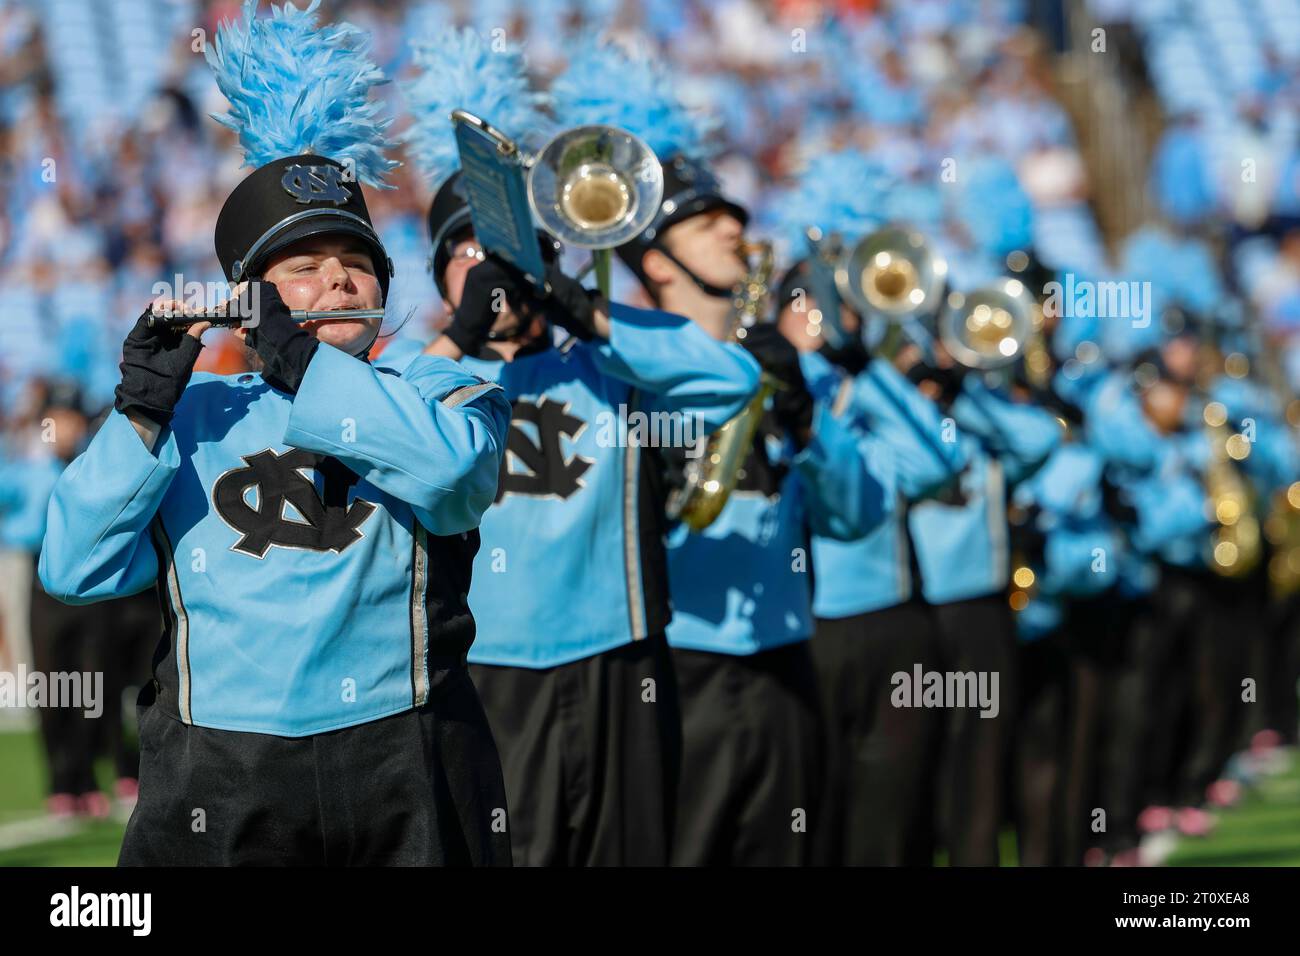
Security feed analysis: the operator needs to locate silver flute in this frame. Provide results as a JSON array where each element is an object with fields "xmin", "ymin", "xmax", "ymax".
[{"xmin": 146, "ymin": 308, "xmax": 386, "ymax": 331}]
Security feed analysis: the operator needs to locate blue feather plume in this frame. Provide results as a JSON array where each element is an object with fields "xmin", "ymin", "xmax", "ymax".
[
  {"xmin": 549, "ymin": 35, "xmax": 716, "ymax": 160},
  {"xmin": 775, "ymin": 149, "xmax": 895, "ymax": 257},
  {"xmin": 205, "ymin": 0, "xmax": 397, "ymax": 186},
  {"xmin": 402, "ymin": 27, "xmax": 549, "ymax": 187}
]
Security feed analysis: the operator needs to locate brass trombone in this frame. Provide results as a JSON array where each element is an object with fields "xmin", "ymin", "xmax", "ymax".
[
  {"xmin": 835, "ymin": 225, "xmax": 948, "ymax": 323},
  {"xmin": 938, "ymin": 277, "xmax": 1037, "ymax": 371}
]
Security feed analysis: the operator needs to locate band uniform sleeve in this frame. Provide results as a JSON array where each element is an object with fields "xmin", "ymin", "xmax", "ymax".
[
  {"xmin": 1127, "ymin": 469, "xmax": 1212, "ymax": 553},
  {"xmin": 950, "ymin": 376, "xmax": 1063, "ymax": 486},
  {"xmin": 1083, "ymin": 372, "xmax": 1161, "ymax": 471},
  {"xmin": 793, "ymin": 400, "xmax": 891, "ymax": 541},
  {"xmin": 38, "ymin": 409, "xmax": 181, "ymax": 604},
  {"xmin": 853, "ymin": 358, "xmax": 969, "ymax": 499},
  {"xmin": 587, "ymin": 301, "xmax": 761, "ymax": 433},
  {"xmin": 284, "ymin": 344, "xmax": 509, "ymax": 535}
]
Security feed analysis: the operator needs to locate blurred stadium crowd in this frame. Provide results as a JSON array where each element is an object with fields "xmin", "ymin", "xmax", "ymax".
[
  {"xmin": 3, "ymin": 0, "xmax": 1300, "ymax": 401},
  {"xmin": 2, "ymin": 0, "xmax": 1300, "ymax": 863}
]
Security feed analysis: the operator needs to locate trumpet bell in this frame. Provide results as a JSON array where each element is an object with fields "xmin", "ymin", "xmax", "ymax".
[
  {"xmin": 528, "ymin": 125, "xmax": 664, "ymax": 249},
  {"xmin": 836, "ymin": 225, "xmax": 947, "ymax": 320},
  {"xmin": 560, "ymin": 164, "xmax": 631, "ymax": 230},
  {"xmin": 940, "ymin": 277, "xmax": 1036, "ymax": 370}
]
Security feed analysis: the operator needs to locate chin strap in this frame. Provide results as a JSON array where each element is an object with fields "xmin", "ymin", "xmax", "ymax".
[
  {"xmin": 652, "ymin": 242, "xmax": 736, "ymax": 300},
  {"xmin": 346, "ymin": 321, "xmax": 381, "ymax": 359}
]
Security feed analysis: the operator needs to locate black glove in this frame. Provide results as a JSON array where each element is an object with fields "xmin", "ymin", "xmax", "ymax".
[
  {"xmin": 906, "ymin": 358, "xmax": 966, "ymax": 408},
  {"xmin": 1100, "ymin": 474, "xmax": 1139, "ymax": 527},
  {"xmin": 244, "ymin": 281, "xmax": 319, "ymax": 394},
  {"xmin": 445, "ymin": 255, "xmax": 531, "ymax": 356},
  {"xmin": 114, "ymin": 306, "xmax": 206, "ymax": 427},
  {"xmin": 819, "ymin": 334, "xmax": 871, "ymax": 377},
  {"xmin": 740, "ymin": 323, "xmax": 814, "ymax": 445},
  {"xmin": 538, "ymin": 262, "xmax": 604, "ymax": 341}
]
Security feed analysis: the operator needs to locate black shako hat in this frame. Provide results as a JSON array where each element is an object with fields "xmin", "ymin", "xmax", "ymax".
[
  {"xmin": 215, "ymin": 154, "xmax": 393, "ymax": 302},
  {"xmin": 426, "ymin": 170, "xmax": 473, "ymax": 297},
  {"xmin": 615, "ymin": 153, "xmax": 749, "ymax": 290}
]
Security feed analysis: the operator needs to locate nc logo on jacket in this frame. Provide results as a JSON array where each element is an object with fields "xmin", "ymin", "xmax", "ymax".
[
  {"xmin": 212, "ymin": 448, "xmax": 376, "ymax": 558},
  {"xmin": 498, "ymin": 398, "xmax": 593, "ymax": 502}
]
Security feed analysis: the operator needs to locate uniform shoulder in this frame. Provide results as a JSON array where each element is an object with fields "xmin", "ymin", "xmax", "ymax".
[
  {"xmin": 174, "ymin": 371, "xmax": 272, "ymax": 419},
  {"xmin": 187, "ymin": 370, "xmax": 254, "ymax": 387}
]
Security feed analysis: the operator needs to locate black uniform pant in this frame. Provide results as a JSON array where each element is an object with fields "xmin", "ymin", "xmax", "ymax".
[
  {"xmin": 1139, "ymin": 566, "xmax": 1251, "ymax": 808},
  {"xmin": 811, "ymin": 602, "xmax": 943, "ymax": 866},
  {"xmin": 1019, "ymin": 597, "xmax": 1143, "ymax": 864},
  {"xmin": 97, "ymin": 590, "xmax": 161, "ymax": 782},
  {"xmin": 1012, "ymin": 628, "xmax": 1069, "ymax": 866},
  {"xmin": 1270, "ymin": 591, "xmax": 1300, "ymax": 745},
  {"xmin": 119, "ymin": 667, "xmax": 511, "ymax": 866},
  {"xmin": 931, "ymin": 594, "xmax": 1017, "ymax": 866},
  {"xmin": 470, "ymin": 633, "xmax": 681, "ymax": 866},
  {"xmin": 670, "ymin": 641, "xmax": 822, "ymax": 866},
  {"xmin": 30, "ymin": 575, "xmax": 104, "ymax": 796}
]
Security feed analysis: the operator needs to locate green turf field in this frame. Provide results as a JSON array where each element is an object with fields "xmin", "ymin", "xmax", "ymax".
[
  {"xmin": 1, "ymin": 726, "xmax": 1296, "ymax": 866},
  {"xmin": 0, "ymin": 728, "xmax": 126, "ymax": 867},
  {"xmin": 1166, "ymin": 758, "xmax": 1300, "ymax": 866}
]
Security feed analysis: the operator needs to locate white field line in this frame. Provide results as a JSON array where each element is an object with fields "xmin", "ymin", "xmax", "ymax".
[{"xmin": 0, "ymin": 814, "xmax": 87, "ymax": 852}]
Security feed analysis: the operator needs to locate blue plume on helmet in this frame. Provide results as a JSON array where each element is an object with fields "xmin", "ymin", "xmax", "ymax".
[
  {"xmin": 402, "ymin": 26, "xmax": 550, "ymax": 187},
  {"xmin": 776, "ymin": 149, "xmax": 894, "ymax": 257},
  {"xmin": 1120, "ymin": 226, "xmax": 1182, "ymax": 318},
  {"xmin": 952, "ymin": 156, "xmax": 1034, "ymax": 258},
  {"xmin": 549, "ymin": 34, "xmax": 717, "ymax": 159},
  {"xmin": 205, "ymin": 0, "xmax": 397, "ymax": 186}
]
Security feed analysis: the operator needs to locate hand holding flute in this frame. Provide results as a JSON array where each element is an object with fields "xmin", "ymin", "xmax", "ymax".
[{"xmin": 145, "ymin": 281, "xmax": 384, "ymax": 330}]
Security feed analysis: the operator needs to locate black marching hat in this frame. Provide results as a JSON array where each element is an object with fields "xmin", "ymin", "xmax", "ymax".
[
  {"xmin": 425, "ymin": 170, "xmax": 473, "ymax": 298},
  {"xmin": 215, "ymin": 154, "xmax": 393, "ymax": 302},
  {"xmin": 615, "ymin": 153, "xmax": 749, "ymax": 296}
]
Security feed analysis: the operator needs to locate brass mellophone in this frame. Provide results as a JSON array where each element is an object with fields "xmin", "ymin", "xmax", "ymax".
[{"xmin": 145, "ymin": 308, "xmax": 386, "ymax": 331}]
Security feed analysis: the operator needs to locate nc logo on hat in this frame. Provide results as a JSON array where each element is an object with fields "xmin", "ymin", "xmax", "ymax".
[{"xmin": 281, "ymin": 164, "xmax": 352, "ymax": 206}]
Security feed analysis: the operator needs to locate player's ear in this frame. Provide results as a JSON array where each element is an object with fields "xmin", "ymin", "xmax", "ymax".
[{"xmin": 641, "ymin": 247, "xmax": 676, "ymax": 286}]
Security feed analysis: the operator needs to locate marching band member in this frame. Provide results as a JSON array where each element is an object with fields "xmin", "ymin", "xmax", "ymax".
[
  {"xmin": 1000, "ymin": 299, "xmax": 1134, "ymax": 866},
  {"xmin": 1083, "ymin": 321, "xmax": 1218, "ymax": 844},
  {"xmin": 904, "ymin": 317, "xmax": 1064, "ymax": 866},
  {"xmin": 0, "ymin": 383, "xmax": 103, "ymax": 816},
  {"xmin": 555, "ymin": 42, "xmax": 890, "ymax": 865},
  {"xmin": 770, "ymin": 152, "xmax": 969, "ymax": 865},
  {"xmin": 39, "ymin": 1, "xmax": 513, "ymax": 866},
  {"xmin": 405, "ymin": 29, "xmax": 760, "ymax": 866}
]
